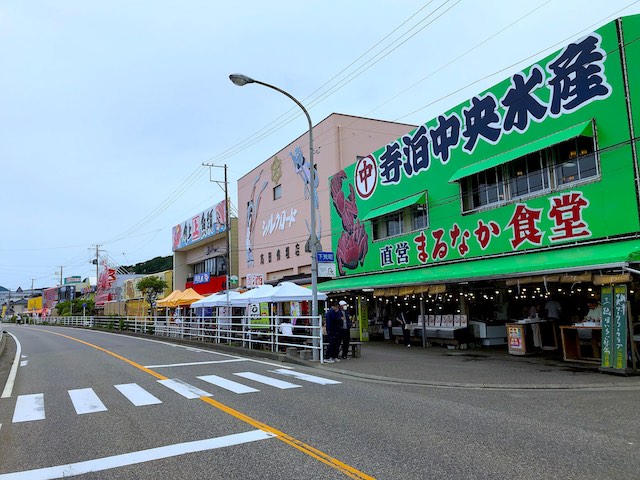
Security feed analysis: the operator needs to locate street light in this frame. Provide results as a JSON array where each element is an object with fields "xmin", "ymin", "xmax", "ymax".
[{"xmin": 229, "ymin": 73, "xmax": 321, "ymax": 360}]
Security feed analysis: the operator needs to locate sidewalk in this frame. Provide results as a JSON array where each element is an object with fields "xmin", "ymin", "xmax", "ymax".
[{"xmin": 293, "ymin": 340, "xmax": 640, "ymax": 390}]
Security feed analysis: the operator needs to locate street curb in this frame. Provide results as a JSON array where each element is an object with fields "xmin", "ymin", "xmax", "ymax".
[
  {"xmin": 0, "ymin": 330, "xmax": 6, "ymax": 358},
  {"xmin": 283, "ymin": 356, "xmax": 640, "ymax": 390}
]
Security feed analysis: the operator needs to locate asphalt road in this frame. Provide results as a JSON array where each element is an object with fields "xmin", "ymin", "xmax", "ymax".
[{"xmin": 1, "ymin": 325, "xmax": 638, "ymax": 479}]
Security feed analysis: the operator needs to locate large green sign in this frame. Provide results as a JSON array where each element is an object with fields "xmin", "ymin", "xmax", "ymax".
[{"xmin": 330, "ymin": 17, "xmax": 640, "ymax": 278}]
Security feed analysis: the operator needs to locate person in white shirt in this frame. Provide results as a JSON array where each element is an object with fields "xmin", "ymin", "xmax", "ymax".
[{"xmin": 584, "ymin": 300, "xmax": 602, "ymax": 324}]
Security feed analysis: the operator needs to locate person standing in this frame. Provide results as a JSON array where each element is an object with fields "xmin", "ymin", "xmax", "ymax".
[
  {"xmin": 324, "ymin": 302, "xmax": 342, "ymax": 363},
  {"xmin": 397, "ymin": 310, "xmax": 411, "ymax": 347},
  {"xmin": 338, "ymin": 300, "xmax": 352, "ymax": 359}
]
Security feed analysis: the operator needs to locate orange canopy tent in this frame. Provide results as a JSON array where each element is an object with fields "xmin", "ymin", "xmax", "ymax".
[
  {"xmin": 156, "ymin": 290, "xmax": 182, "ymax": 308},
  {"xmin": 171, "ymin": 288, "xmax": 204, "ymax": 307}
]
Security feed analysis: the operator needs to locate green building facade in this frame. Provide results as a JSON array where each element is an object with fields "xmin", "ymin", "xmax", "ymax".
[{"xmin": 323, "ymin": 15, "xmax": 640, "ymax": 293}]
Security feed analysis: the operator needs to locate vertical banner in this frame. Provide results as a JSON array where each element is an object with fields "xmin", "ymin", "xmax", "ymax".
[
  {"xmin": 357, "ymin": 296, "xmax": 369, "ymax": 342},
  {"xmin": 600, "ymin": 286, "xmax": 613, "ymax": 368},
  {"xmin": 613, "ymin": 285, "xmax": 628, "ymax": 370}
]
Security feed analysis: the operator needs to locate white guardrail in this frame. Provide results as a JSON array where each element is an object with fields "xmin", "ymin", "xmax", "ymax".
[{"xmin": 23, "ymin": 315, "xmax": 324, "ymax": 361}]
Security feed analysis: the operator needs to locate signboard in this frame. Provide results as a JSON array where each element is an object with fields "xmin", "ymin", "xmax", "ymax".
[
  {"xmin": 317, "ymin": 252, "xmax": 335, "ymax": 263},
  {"xmin": 329, "ymin": 20, "xmax": 640, "ymax": 278},
  {"xmin": 600, "ymin": 286, "xmax": 613, "ymax": 368},
  {"xmin": 64, "ymin": 276, "xmax": 81, "ymax": 284},
  {"xmin": 357, "ymin": 296, "xmax": 369, "ymax": 342},
  {"xmin": 507, "ymin": 325, "xmax": 525, "ymax": 355},
  {"xmin": 250, "ymin": 302, "xmax": 270, "ymax": 329},
  {"xmin": 318, "ymin": 262, "xmax": 337, "ymax": 278},
  {"xmin": 172, "ymin": 199, "xmax": 227, "ymax": 251},
  {"xmin": 613, "ymin": 285, "xmax": 628, "ymax": 370},
  {"xmin": 193, "ymin": 272, "xmax": 211, "ymax": 285},
  {"xmin": 246, "ymin": 273, "xmax": 264, "ymax": 288}
]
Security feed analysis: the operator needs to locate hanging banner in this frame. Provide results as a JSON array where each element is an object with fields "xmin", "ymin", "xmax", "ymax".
[
  {"xmin": 612, "ymin": 285, "xmax": 628, "ymax": 370},
  {"xmin": 600, "ymin": 286, "xmax": 613, "ymax": 368},
  {"xmin": 357, "ymin": 296, "xmax": 369, "ymax": 342}
]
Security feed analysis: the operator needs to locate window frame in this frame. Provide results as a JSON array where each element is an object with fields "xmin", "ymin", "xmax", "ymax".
[
  {"xmin": 273, "ymin": 184, "xmax": 282, "ymax": 200},
  {"xmin": 460, "ymin": 132, "xmax": 599, "ymax": 214}
]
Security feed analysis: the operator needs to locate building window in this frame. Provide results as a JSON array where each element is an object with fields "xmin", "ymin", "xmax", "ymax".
[
  {"xmin": 192, "ymin": 256, "xmax": 227, "ymax": 277},
  {"xmin": 411, "ymin": 204, "xmax": 428, "ymax": 231},
  {"xmin": 553, "ymin": 135, "xmax": 597, "ymax": 185},
  {"xmin": 462, "ymin": 167, "xmax": 505, "ymax": 211},
  {"xmin": 373, "ymin": 211, "xmax": 404, "ymax": 240},
  {"xmin": 273, "ymin": 184, "xmax": 282, "ymax": 200},
  {"xmin": 507, "ymin": 152, "xmax": 549, "ymax": 199},
  {"xmin": 460, "ymin": 132, "xmax": 598, "ymax": 212}
]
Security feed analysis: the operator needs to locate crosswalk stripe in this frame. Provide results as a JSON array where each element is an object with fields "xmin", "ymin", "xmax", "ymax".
[
  {"xmin": 12, "ymin": 394, "xmax": 45, "ymax": 423},
  {"xmin": 157, "ymin": 379, "xmax": 212, "ymax": 399},
  {"xmin": 271, "ymin": 369, "xmax": 342, "ymax": 385},
  {"xmin": 69, "ymin": 388, "xmax": 108, "ymax": 415},
  {"xmin": 233, "ymin": 372, "xmax": 301, "ymax": 390},
  {"xmin": 114, "ymin": 383, "xmax": 163, "ymax": 406},
  {"xmin": 197, "ymin": 375, "xmax": 260, "ymax": 394}
]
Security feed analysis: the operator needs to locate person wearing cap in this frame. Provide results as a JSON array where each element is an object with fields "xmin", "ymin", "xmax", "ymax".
[
  {"xmin": 324, "ymin": 302, "xmax": 342, "ymax": 363},
  {"xmin": 338, "ymin": 300, "xmax": 352, "ymax": 359}
]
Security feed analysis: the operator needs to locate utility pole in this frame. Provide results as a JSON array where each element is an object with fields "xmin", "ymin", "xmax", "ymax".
[
  {"xmin": 58, "ymin": 266, "xmax": 63, "ymax": 286},
  {"xmin": 203, "ymin": 163, "xmax": 231, "ymax": 315}
]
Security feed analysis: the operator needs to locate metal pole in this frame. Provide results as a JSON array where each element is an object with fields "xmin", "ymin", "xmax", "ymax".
[
  {"xmin": 224, "ymin": 164, "xmax": 231, "ymax": 330},
  {"xmin": 229, "ymin": 75, "xmax": 320, "ymax": 361}
]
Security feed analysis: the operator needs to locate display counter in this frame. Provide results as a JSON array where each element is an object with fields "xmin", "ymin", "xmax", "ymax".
[
  {"xmin": 560, "ymin": 324, "xmax": 602, "ymax": 364},
  {"xmin": 506, "ymin": 319, "xmax": 557, "ymax": 356}
]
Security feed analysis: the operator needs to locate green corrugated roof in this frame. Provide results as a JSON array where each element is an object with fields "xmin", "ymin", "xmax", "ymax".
[
  {"xmin": 449, "ymin": 120, "xmax": 593, "ymax": 183},
  {"xmin": 361, "ymin": 191, "xmax": 426, "ymax": 222}
]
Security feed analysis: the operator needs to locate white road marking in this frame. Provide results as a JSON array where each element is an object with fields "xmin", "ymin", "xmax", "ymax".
[
  {"xmin": 157, "ymin": 379, "xmax": 212, "ymax": 399},
  {"xmin": 1, "ymin": 332, "xmax": 22, "ymax": 398},
  {"xmin": 271, "ymin": 369, "xmax": 342, "ymax": 385},
  {"xmin": 145, "ymin": 358, "xmax": 247, "ymax": 368},
  {"xmin": 0, "ymin": 430, "xmax": 275, "ymax": 480},
  {"xmin": 12, "ymin": 394, "xmax": 45, "ymax": 423},
  {"xmin": 233, "ymin": 372, "xmax": 301, "ymax": 390},
  {"xmin": 197, "ymin": 375, "xmax": 260, "ymax": 394},
  {"xmin": 68, "ymin": 388, "xmax": 108, "ymax": 415},
  {"xmin": 20, "ymin": 360, "xmax": 28, "ymax": 367},
  {"xmin": 114, "ymin": 384, "xmax": 162, "ymax": 406}
]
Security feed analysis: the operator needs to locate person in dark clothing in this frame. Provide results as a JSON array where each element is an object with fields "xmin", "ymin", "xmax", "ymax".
[
  {"xmin": 397, "ymin": 310, "xmax": 411, "ymax": 347},
  {"xmin": 338, "ymin": 300, "xmax": 352, "ymax": 359},
  {"xmin": 324, "ymin": 302, "xmax": 342, "ymax": 363}
]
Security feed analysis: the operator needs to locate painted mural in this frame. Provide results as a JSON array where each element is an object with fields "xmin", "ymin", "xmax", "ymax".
[
  {"xmin": 289, "ymin": 145, "xmax": 322, "ymax": 244},
  {"xmin": 246, "ymin": 170, "xmax": 268, "ymax": 267},
  {"xmin": 330, "ymin": 170, "xmax": 368, "ymax": 275}
]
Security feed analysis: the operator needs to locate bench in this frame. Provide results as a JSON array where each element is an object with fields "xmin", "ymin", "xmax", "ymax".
[{"xmin": 349, "ymin": 341, "xmax": 363, "ymax": 358}]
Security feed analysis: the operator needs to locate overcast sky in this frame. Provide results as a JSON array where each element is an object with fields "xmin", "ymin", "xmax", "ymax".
[{"xmin": 1, "ymin": 0, "xmax": 639, "ymax": 291}]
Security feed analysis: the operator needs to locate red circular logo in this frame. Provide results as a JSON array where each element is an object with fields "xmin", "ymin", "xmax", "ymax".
[{"xmin": 354, "ymin": 155, "xmax": 377, "ymax": 200}]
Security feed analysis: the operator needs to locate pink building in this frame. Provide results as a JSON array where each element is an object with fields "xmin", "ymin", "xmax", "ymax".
[{"xmin": 237, "ymin": 113, "xmax": 415, "ymax": 288}]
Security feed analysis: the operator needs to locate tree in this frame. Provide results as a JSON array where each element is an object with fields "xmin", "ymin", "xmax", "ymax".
[{"xmin": 137, "ymin": 276, "xmax": 168, "ymax": 314}]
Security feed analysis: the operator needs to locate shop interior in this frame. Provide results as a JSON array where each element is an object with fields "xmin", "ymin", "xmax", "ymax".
[{"xmin": 329, "ymin": 271, "xmax": 640, "ymax": 368}]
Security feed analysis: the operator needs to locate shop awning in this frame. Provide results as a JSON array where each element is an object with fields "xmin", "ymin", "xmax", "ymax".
[
  {"xmin": 319, "ymin": 238, "xmax": 640, "ymax": 292},
  {"xmin": 361, "ymin": 191, "xmax": 426, "ymax": 221},
  {"xmin": 448, "ymin": 120, "xmax": 594, "ymax": 183}
]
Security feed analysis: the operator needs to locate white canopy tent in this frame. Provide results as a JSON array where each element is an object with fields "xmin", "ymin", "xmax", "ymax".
[
  {"xmin": 191, "ymin": 291, "xmax": 243, "ymax": 308},
  {"xmin": 247, "ymin": 282, "xmax": 328, "ymax": 303},
  {"xmin": 229, "ymin": 284, "xmax": 275, "ymax": 307}
]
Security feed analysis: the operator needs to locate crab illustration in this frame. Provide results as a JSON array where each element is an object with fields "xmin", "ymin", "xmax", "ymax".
[
  {"xmin": 336, "ymin": 220, "xmax": 369, "ymax": 276},
  {"xmin": 330, "ymin": 171, "xmax": 359, "ymax": 233}
]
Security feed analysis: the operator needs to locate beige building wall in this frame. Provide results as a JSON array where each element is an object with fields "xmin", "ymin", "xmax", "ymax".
[{"xmin": 238, "ymin": 113, "xmax": 415, "ymax": 286}]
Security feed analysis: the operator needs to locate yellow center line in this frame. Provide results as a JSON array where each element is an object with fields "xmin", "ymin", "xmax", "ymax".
[{"xmin": 36, "ymin": 328, "xmax": 375, "ymax": 480}]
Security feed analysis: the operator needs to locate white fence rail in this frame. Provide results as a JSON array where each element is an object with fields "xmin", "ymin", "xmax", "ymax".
[{"xmin": 31, "ymin": 315, "xmax": 323, "ymax": 361}]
